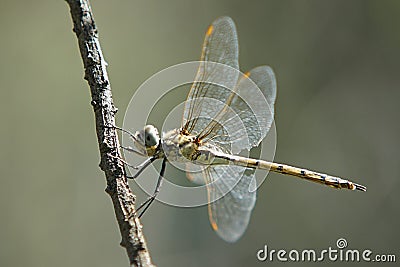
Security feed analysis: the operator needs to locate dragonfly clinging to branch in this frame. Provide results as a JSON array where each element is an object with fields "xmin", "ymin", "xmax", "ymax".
[{"xmin": 120, "ymin": 16, "xmax": 366, "ymax": 243}]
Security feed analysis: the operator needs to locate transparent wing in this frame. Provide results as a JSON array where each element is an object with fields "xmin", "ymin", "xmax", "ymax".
[
  {"xmin": 227, "ymin": 66, "xmax": 276, "ymax": 150},
  {"xmin": 182, "ymin": 16, "xmax": 239, "ymax": 134},
  {"xmin": 185, "ymin": 66, "xmax": 277, "ymax": 154},
  {"xmin": 181, "ymin": 17, "xmax": 276, "ymax": 153},
  {"xmin": 204, "ymin": 165, "xmax": 257, "ymax": 242},
  {"xmin": 185, "ymin": 162, "xmax": 206, "ymax": 185}
]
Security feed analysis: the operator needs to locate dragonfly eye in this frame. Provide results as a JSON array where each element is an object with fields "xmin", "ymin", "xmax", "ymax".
[
  {"xmin": 133, "ymin": 125, "xmax": 160, "ymax": 157},
  {"xmin": 143, "ymin": 125, "xmax": 160, "ymax": 147}
]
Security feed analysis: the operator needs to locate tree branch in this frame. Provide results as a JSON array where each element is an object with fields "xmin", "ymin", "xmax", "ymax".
[{"xmin": 65, "ymin": 1, "xmax": 155, "ymax": 266}]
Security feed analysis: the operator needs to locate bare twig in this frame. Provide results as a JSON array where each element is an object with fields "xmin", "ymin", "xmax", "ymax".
[{"xmin": 65, "ymin": 0, "xmax": 155, "ymax": 266}]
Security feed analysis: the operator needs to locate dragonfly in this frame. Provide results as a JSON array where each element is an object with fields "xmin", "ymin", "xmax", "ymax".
[{"xmin": 120, "ymin": 16, "xmax": 367, "ymax": 243}]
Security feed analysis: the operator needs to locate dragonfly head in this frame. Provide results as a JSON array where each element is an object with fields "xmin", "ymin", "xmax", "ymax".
[{"xmin": 133, "ymin": 125, "xmax": 160, "ymax": 157}]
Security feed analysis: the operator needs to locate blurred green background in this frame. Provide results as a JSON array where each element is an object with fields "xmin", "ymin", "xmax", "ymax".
[{"xmin": 1, "ymin": 0, "xmax": 399, "ymax": 266}]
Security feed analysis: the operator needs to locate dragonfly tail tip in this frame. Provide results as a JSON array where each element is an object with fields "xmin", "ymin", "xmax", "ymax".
[{"xmin": 354, "ymin": 183, "xmax": 367, "ymax": 192}]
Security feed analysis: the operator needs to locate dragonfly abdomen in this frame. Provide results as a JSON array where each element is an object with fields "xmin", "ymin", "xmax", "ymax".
[{"xmin": 211, "ymin": 151, "xmax": 367, "ymax": 192}]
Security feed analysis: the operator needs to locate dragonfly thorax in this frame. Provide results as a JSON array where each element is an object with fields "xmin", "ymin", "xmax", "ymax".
[{"xmin": 161, "ymin": 128, "xmax": 199, "ymax": 162}]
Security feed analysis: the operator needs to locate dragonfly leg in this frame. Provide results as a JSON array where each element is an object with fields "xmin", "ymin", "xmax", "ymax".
[
  {"xmin": 109, "ymin": 154, "xmax": 156, "ymax": 179},
  {"xmin": 135, "ymin": 158, "xmax": 167, "ymax": 218},
  {"xmin": 120, "ymin": 145, "xmax": 143, "ymax": 156},
  {"xmin": 130, "ymin": 156, "xmax": 157, "ymax": 179},
  {"xmin": 105, "ymin": 125, "xmax": 143, "ymax": 155},
  {"xmin": 105, "ymin": 125, "xmax": 137, "ymax": 141},
  {"xmin": 109, "ymin": 154, "xmax": 136, "ymax": 169}
]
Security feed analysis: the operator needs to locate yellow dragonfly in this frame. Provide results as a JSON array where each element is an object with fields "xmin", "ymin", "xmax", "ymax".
[{"xmin": 120, "ymin": 16, "xmax": 366, "ymax": 242}]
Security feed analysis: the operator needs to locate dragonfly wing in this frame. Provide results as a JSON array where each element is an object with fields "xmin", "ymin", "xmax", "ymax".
[
  {"xmin": 230, "ymin": 66, "xmax": 277, "ymax": 150},
  {"xmin": 204, "ymin": 165, "xmax": 257, "ymax": 242},
  {"xmin": 199, "ymin": 16, "xmax": 238, "ymax": 69},
  {"xmin": 182, "ymin": 16, "xmax": 240, "ymax": 134},
  {"xmin": 185, "ymin": 162, "xmax": 206, "ymax": 185},
  {"xmin": 182, "ymin": 17, "xmax": 276, "ymax": 154},
  {"xmin": 185, "ymin": 66, "xmax": 277, "ymax": 156},
  {"xmin": 198, "ymin": 66, "xmax": 276, "ymax": 153}
]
